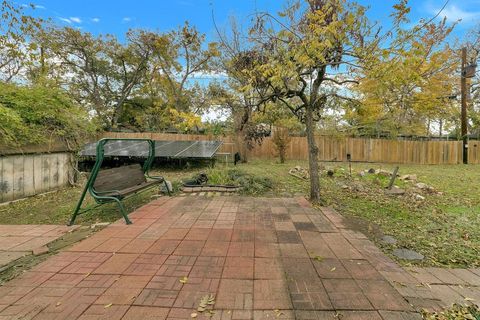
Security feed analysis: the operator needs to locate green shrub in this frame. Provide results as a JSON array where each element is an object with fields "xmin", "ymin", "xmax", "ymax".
[
  {"xmin": 185, "ymin": 168, "xmax": 273, "ymax": 195},
  {"xmin": 0, "ymin": 82, "xmax": 97, "ymax": 147}
]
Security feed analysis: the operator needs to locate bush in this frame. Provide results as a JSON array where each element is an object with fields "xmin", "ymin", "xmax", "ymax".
[
  {"xmin": 185, "ymin": 168, "xmax": 273, "ymax": 195},
  {"xmin": 0, "ymin": 82, "xmax": 97, "ymax": 148}
]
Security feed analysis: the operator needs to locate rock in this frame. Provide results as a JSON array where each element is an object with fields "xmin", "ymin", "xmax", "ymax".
[
  {"xmin": 385, "ymin": 186, "xmax": 405, "ymax": 195},
  {"xmin": 376, "ymin": 169, "xmax": 392, "ymax": 177},
  {"xmin": 400, "ymin": 174, "xmax": 417, "ymax": 181},
  {"xmin": 33, "ymin": 246, "xmax": 49, "ymax": 256},
  {"xmin": 289, "ymin": 166, "xmax": 309, "ymax": 179},
  {"xmin": 358, "ymin": 171, "xmax": 366, "ymax": 177},
  {"xmin": 393, "ymin": 248, "xmax": 424, "ymax": 261},
  {"xmin": 414, "ymin": 182, "xmax": 437, "ymax": 193},
  {"xmin": 414, "ymin": 194, "xmax": 425, "ymax": 201},
  {"xmin": 161, "ymin": 180, "xmax": 173, "ymax": 193},
  {"xmin": 91, "ymin": 222, "xmax": 110, "ymax": 229},
  {"xmin": 381, "ymin": 235, "xmax": 397, "ymax": 244},
  {"xmin": 415, "ymin": 182, "xmax": 429, "ymax": 189},
  {"xmin": 353, "ymin": 183, "xmax": 365, "ymax": 192},
  {"xmin": 341, "ymin": 184, "xmax": 349, "ymax": 190},
  {"xmin": 368, "ymin": 168, "xmax": 376, "ymax": 174}
]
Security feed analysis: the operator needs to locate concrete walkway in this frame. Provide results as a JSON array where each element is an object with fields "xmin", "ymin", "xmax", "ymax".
[{"xmin": 0, "ymin": 196, "xmax": 478, "ymax": 319}]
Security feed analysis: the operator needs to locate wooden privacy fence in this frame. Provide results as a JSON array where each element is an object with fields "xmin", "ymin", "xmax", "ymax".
[
  {"xmin": 101, "ymin": 132, "xmax": 480, "ymax": 165},
  {"xmin": 0, "ymin": 140, "xmax": 74, "ymax": 203},
  {"xmin": 0, "ymin": 152, "xmax": 74, "ymax": 203}
]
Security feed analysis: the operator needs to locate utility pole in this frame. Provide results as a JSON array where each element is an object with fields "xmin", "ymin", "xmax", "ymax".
[{"xmin": 461, "ymin": 47, "xmax": 468, "ymax": 164}]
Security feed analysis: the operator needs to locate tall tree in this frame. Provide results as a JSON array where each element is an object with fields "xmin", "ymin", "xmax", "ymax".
[
  {"xmin": 241, "ymin": 0, "xmax": 382, "ymax": 202},
  {"xmin": 350, "ymin": 18, "xmax": 457, "ymax": 137},
  {"xmin": 464, "ymin": 25, "xmax": 480, "ymax": 137},
  {"xmin": 137, "ymin": 22, "xmax": 218, "ymax": 132},
  {"xmin": 145, "ymin": 22, "xmax": 219, "ymax": 111},
  {"xmin": 0, "ymin": 1, "xmax": 41, "ymax": 82},
  {"xmin": 40, "ymin": 27, "xmax": 156, "ymax": 129},
  {"xmin": 212, "ymin": 19, "xmax": 273, "ymax": 162}
]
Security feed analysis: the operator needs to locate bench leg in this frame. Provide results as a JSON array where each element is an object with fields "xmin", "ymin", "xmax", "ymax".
[
  {"xmin": 114, "ymin": 199, "xmax": 132, "ymax": 225},
  {"xmin": 68, "ymin": 183, "xmax": 90, "ymax": 226},
  {"xmin": 68, "ymin": 206, "xmax": 81, "ymax": 226}
]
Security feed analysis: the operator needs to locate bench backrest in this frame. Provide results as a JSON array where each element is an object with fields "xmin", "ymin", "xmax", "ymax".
[{"xmin": 93, "ymin": 164, "xmax": 146, "ymax": 192}]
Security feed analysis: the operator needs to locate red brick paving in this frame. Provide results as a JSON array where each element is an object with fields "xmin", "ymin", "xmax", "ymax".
[
  {"xmin": 322, "ymin": 204, "xmax": 480, "ymax": 314},
  {"xmin": 0, "ymin": 196, "xmax": 477, "ymax": 319},
  {"xmin": 0, "ymin": 225, "xmax": 78, "ymax": 268}
]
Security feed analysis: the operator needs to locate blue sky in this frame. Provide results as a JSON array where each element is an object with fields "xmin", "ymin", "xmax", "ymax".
[{"xmin": 22, "ymin": 0, "xmax": 480, "ymax": 42}]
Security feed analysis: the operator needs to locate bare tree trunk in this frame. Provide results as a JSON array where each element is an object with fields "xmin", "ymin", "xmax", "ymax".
[
  {"xmin": 241, "ymin": 140, "xmax": 248, "ymax": 163},
  {"xmin": 305, "ymin": 105, "xmax": 320, "ymax": 202},
  {"xmin": 233, "ymin": 105, "xmax": 251, "ymax": 163},
  {"xmin": 439, "ymin": 119, "xmax": 443, "ymax": 137},
  {"xmin": 234, "ymin": 130, "xmax": 249, "ymax": 163}
]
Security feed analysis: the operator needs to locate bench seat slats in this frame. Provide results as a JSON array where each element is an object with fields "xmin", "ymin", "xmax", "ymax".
[
  {"xmin": 69, "ymin": 138, "xmax": 170, "ymax": 226},
  {"xmin": 98, "ymin": 180, "xmax": 161, "ymax": 198},
  {"xmin": 93, "ymin": 164, "xmax": 146, "ymax": 193}
]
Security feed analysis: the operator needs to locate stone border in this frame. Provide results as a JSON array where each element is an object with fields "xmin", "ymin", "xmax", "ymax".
[{"xmin": 181, "ymin": 185, "xmax": 240, "ymax": 193}]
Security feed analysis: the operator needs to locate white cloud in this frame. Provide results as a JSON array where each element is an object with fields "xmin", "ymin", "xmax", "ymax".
[
  {"xmin": 429, "ymin": 3, "xmax": 480, "ymax": 24},
  {"xmin": 58, "ymin": 17, "xmax": 72, "ymax": 24},
  {"xmin": 189, "ymin": 71, "xmax": 228, "ymax": 80},
  {"xmin": 69, "ymin": 17, "xmax": 82, "ymax": 23},
  {"xmin": 91, "ymin": 18, "xmax": 100, "ymax": 23},
  {"xmin": 122, "ymin": 17, "xmax": 132, "ymax": 23},
  {"xmin": 21, "ymin": 3, "xmax": 45, "ymax": 9}
]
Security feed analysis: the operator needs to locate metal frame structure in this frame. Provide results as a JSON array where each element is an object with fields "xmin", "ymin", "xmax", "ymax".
[{"xmin": 68, "ymin": 138, "xmax": 169, "ymax": 225}]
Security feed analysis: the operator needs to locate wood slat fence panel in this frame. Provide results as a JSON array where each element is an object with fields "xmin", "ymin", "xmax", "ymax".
[
  {"xmin": 0, "ymin": 153, "xmax": 73, "ymax": 203},
  {"xmin": 100, "ymin": 132, "xmax": 479, "ymax": 165}
]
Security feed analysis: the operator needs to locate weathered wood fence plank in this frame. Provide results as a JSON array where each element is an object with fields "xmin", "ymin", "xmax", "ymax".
[{"xmin": 0, "ymin": 153, "xmax": 73, "ymax": 203}]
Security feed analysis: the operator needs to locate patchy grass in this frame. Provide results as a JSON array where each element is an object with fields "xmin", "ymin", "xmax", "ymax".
[
  {"xmin": 0, "ymin": 167, "xmax": 197, "ymax": 226},
  {"xmin": 0, "ymin": 159, "xmax": 478, "ymax": 268},
  {"xmin": 325, "ymin": 162, "xmax": 480, "ymax": 268}
]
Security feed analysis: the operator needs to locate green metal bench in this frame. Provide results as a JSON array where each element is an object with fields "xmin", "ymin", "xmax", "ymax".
[{"xmin": 68, "ymin": 138, "xmax": 170, "ymax": 225}]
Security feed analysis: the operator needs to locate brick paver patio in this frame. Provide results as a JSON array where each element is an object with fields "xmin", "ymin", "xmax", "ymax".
[
  {"xmin": 0, "ymin": 196, "xmax": 478, "ymax": 319},
  {"xmin": 0, "ymin": 225, "xmax": 78, "ymax": 271}
]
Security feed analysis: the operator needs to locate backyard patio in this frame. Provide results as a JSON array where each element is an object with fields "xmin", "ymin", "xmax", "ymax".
[{"xmin": 0, "ymin": 195, "xmax": 478, "ymax": 320}]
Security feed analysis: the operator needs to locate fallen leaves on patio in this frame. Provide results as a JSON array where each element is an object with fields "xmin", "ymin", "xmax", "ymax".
[
  {"xmin": 311, "ymin": 255, "xmax": 324, "ymax": 262},
  {"xmin": 179, "ymin": 276, "xmax": 188, "ymax": 284},
  {"xmin": 197, "ymin": 294, "xmax": 215, "ymax": 312},
  {"xmin": 274, "ymin": 309, "xmax": 284, "ymax": 317},
  {"xmin": 191, "ymin": 294, "xmax": 216, "ymax": 318}
]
